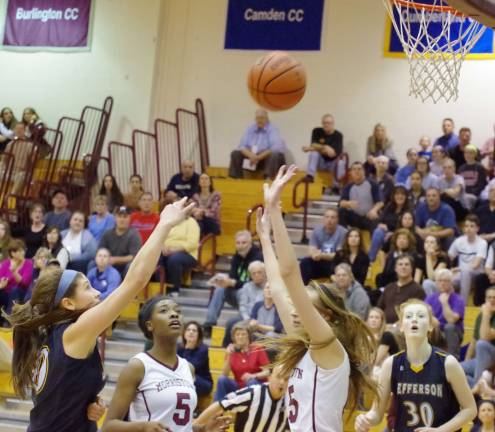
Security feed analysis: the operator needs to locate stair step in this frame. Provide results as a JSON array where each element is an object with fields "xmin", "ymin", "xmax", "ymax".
[{"xmin": 0, "ymin": 419, "xmax": 27, "ymax": 431}]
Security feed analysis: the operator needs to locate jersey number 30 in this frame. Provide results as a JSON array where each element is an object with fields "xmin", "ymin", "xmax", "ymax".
[
  {"xmin": 173, "ymin": 393, "xmax": 191, "ymax": 426},
  {"xmin": 404, "ymin": 401, "xmax": 434, "ymax": 427},
  {"xmin": 288, "ymin": 385, "xmax": 299, "ymax": 423}
]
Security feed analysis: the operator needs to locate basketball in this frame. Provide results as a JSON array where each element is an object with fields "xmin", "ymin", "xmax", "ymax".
[{"xmin": 247, "ymin": 51, "xmax": 307, "ymax": 111}]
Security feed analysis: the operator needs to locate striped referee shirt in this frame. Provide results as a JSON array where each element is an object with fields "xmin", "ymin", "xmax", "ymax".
[{"xmin": 220, "ymin": 383, "xmax": 288, "ymax": 432}]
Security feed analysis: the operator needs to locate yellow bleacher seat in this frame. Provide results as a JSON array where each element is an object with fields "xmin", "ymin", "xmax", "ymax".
[
  {"xmin": 211, "ymin": 326, "xmax": 226, "ymax": 347},
  {"xmin": 208, "ymin": 347, "xmax": 226, "ymax": 371}
]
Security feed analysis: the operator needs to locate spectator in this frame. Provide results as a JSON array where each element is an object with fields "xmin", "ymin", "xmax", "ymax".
[
  {"xmin": 159, "ymin": 211, "xmax": 200, "ymax": 296},
  {"xmin": 99, "ymin": 206, "xmax": 142, "ymax": 277},
  {"xmin": 449, "ymin": 126, "xmax": 471, "ymax": 170},
  {"xmin": 481, "ymin": 123, "xmax": 495, "ymax": 172},
  {"xmin": 21, "ymin": 107, "xmax": 49, "ymax": 156},
  {"xmin": 371, "ymin": 155, "xmax": 395, "ymax": 204},
  {"xmin": 191, "ymin": 173, "xmax": 221, "ymax": 236},
  {"xmin": 214, "ymin": 322, "xmax": 270, "ymax": 402},
  {"xmin": 61, "ymin": 211, "xmax": 97, "ymax": 273},
  {"xmin": 368, "ymin": 185, "xmax": 409, "ymax": 262},
  {"xmin": 392, "ymin": 210, "xmax": 424, "ymax": 255},
  {"xmin": 449, "ymin": 214, "xmax": 487, "ymax": 301},
  {"xmin": 425, "ymin": 269, "xmax": 465, "ymax": 359},
  {"xmin": 123, "ymin": 174, "xmax": 143, "ymax": 211},
  {"xmin": 434, "ymin": 117, "xmax": 460, "ymax": 151},
  {"xmin": 395, "ymin": 148, "xmax": 419, "ymax": 185},
  {"xmin": 475, "ymin": 241, "xmax": 495, "ymax": 307},
  {"xmin": 418, "ymin": 235, "xmax": 449, "ymax": 296},
  {"xmin": 99, "ymin": 174, "xmax": 124, "ymax": 213},
  {"xmin": 303, "ymin": 113, "xmax": 344, "ymax": 182},
  {"xmin": 299, "ymin": 208, "xmax": 347, "ymax": 284},
  {"xmin": 364, "ymin": 123, "xmax": 397, "ymax": 176},
  {"xmin": 430, "ymin": 145, "xmax": 448, "ymax": 177},
  {"xmin": 332, "ymin": 263, "xmax": 370, "ymax": 320},
  {"xmin": 367, "ymin": 307, "xmax": 386, "ymax": 345},
  {"xmin": 43, "ymin": 227, "xmax": 69, "ymax": 270},
  {"xmin": 460, "ymin": 145, "xmax": 487, "ymax": 210},
  {"xmin": 417, "ymin": 135, "xmax": 432, "ymax": 160},
  {"xmin": 377, "ymin": 254, "xmax": 425, "ymax": 324},
  {"xmin": 0, "ymin": 107, "xmax": 16, "ymax": 148},
  {"xmin": 229, "ymin": 109, "xmax": 286, "ymax": 180},
  {"xmin": 338, "ymin": 161, "xmax": 383, "ymax": 231},
  {"xmin": 472, "ymin": 364, "xmax": 495, "ymax": 400},
  {"xmin": 203, "ymin": 230, "xmax": 263, "ymax": 336},
  {"xmin": 178, "ymin": 321, "xmax": 213, "ymax": 397},
  {"xmin": 405, "ymin": 156, "xmax": 439, "ymax": 190},
  {"xmin": 367, "ymin": 308, "xmax": 400, "ymax": 375},
  {"xmin": 86, "ymin": 248, "xmax": 121, "ymax": 301},
  {"xmin": 130, "ymin": 192, "xmax": 159, "ymax": 244},
  {"xmin": 470, "ymin": 400, "xmax": 495, "ymax": 432},
  {"xmin": 415, "ymin": 187, "xmax": 456, "ymax": 249},
  {"xmin": 23, "ymin": 203, "xmax": 47, "ymax": 259},
  {"xmin": 438, "ymin": 157, "xmax": 468, "ymax": 221},
  {"xmin": 331, "ymin": 228, "xmax": 370, "ymax": 286},
  {"xmin": 0, "ymin": 220, "xmax": 11, "ymax": 262},
  {"xmin": 222, "ymin": 261, "xmax": 266, "ymax": 347},
  {"xmin": 476, "ymin": 184, "xmax": 495, "ymax": 244},
  {"xmin": 462, "ymin": 287, "xmax": 495, "ymax": 387},
  {"xmin": 88, "ymin": 195, "xmax": 115, "ymax": 242},
  {"xmin": 0, "ymin": 239, "xmax": 33, "ymax": 312},
  {"xmin": 249, "ymin": 283, "xmax": 284, "ymax": 339},
  {"xmin": 43, "ymin": 189, "xmax": 71, "ymax": 231},
  {"xmin": 27, "ymin": 247, "xmax": 52, "ymax": 294},
  {"xmin": 162, "ymin": 160, "xmax": 200, "ymax": 205},
  {"xmin": 407, "ymin": 170, "xmax": 426, "ymax": 208}
]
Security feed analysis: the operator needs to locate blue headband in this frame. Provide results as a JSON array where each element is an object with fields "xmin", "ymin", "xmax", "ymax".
[{"xmin": 54, "ymin": 270, "xmax": 78, "ymax": 306}]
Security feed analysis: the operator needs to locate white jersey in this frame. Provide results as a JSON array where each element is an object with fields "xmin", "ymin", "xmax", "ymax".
[
  {"xmin": 129, "ymin": 352, "xmax": 197, "ymax": 431},
  {"xmin": 286, "ymin": 345, "xmax": 350, "ymax": 432}
]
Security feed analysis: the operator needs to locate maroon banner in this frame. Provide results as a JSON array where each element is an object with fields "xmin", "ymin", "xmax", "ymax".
[{"xmin": 3, "ymin": 0, "xmax": 92, "ymax": 49}]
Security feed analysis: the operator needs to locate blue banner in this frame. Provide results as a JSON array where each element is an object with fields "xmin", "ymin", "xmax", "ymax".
[
  {"xmin": 224, "ymin": 0, "xmax": 324, "ymax": 51},
  {"xmin": 384, "ymin": 0, "xmax": 495, "ymax": 58}
]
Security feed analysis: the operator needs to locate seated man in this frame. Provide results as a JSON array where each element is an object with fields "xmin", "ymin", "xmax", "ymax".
[
  {"xmin": 303, "ymin": 113, "xmax": 344, "ymax": 183},
  {"xmin": 228, "ymin": 109, "xmax": 286, "ymax": 180},
  {"xmin": 448, "ymin": 126, "xmax": 471, "ymax": 171},
  {"xmin": 222, "ymin": 260, "xmax": 266, "ymax": 347},
  {"xmin": 434, "ymin": 117, "xmax": 460, "ymax": 151},
  {"xmin": 395, "ymin": 148, "xmax": 418, "ymax": 185},
  {"xmin": 425, "ymin": 269, "xmax": 465, "ymax": 359},
  {"xmin": 459, "ymin": 144, "xmax": 487, "ymax": 210},
  {"xmin": 249, "ymin": 283, "xmax": 284, "ymax": 340},
  {"xmin": 438, "ymin": 157, "xmax": 468, "ymax": 221},
  {"xmin": 299, "ymin": 208, "xmax": 347, "ymax": 284},
  {"xmin": 86, "ymin": 248, "xmax": 121, "ymax": 301},
  {"xmin": 474, "ymin": 240, "xmax": 495, "ymax": 306},
  {"xmin": 372, "ymin": 155, "xmax": 395, "ymax": 204},
  {"xmin": 98, "ymin": 206, "xmax": 142, "ymax": 277},
  {"xmin": 159, "ymin": 211, "xmax": 200, "ymax": 296},
  {"xmin": 415, "ymin": 187, "xmax": 456, "ymax": 250},
  {"xmin": 338, "ymin": 161, "xmax": 383, "ymax": 231},
  {"xmin": 333, "ymin": 263, "xmax": 370, "ymax": 320},
  {"xmin": 203, "ymin": 230, "xmax": 263, "ymax": 336},
  {"xmin": 44, "ymin": 189, "xmax": 71, "ymax": 231},
  {"xmin": 130, "ymin": 192, "xmax": 160, "ymax": 244},
  {"xmin": 474, "ymin": 183, "xmax": 495, "ymax": 244},
  {"xmin": 161, "ymin": 160, "xmax": 199, "ymax": 206},
  {"xmin": 462, "ymin": 287, "xmax": 495, "ymax": 387}
]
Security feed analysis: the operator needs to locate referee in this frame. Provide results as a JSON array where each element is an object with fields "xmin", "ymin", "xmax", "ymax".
[{"xmin": 194, "ymin": 365, "xmax": 288, "ymax": 432}]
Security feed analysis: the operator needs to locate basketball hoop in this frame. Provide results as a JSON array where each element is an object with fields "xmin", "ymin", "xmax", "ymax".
[{"xmin": 383, "ymin": 0, "xmax": 486, "ymax": 103}]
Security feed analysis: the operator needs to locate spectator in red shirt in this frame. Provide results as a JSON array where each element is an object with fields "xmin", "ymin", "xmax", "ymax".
[
  {"xmin": 130, "ymin": 192, "xmax": 159, "ymax": 244},
  {"xmin": 214, "ymin": 321, "xmax": 270, "ymax": 402}
]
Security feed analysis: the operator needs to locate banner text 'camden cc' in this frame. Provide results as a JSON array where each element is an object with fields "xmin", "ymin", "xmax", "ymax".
[
  {"xmin": 2, "ymin": 0, "xmax": 93, "ymax": 51},
  {"xmin": 224, "ymin": 0, "xmax": 324, "ymax": 51}
]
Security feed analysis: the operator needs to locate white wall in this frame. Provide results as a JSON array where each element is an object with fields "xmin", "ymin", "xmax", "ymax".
[
  {"xmin": 0, "ymin": 0, "xmax": 161, "ymax": 143},
  {"xmin": 151, "ymin": 0, "xmax": 495, "ymax": 166}
]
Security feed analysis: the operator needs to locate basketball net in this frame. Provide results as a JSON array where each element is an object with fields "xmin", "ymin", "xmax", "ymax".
[{"xmin": 383, "ymin": 0, "xmax": 486, "ymax": 103}]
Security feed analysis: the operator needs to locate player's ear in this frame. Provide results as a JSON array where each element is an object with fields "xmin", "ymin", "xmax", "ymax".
[{"xmin": 146, "ymin": 320, "xmax": 153, "ymax": 334}]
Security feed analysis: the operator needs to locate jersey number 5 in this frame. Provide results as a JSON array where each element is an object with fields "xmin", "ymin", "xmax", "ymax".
[
  {"xmin": 173, "ymin": 393, "xmax": 191, "ymax": 426},
  {"xmin": 288, "ymin": 385, "xmax": 299, "ymax": 423},
  {"xmin": 404, "ymin": 400, "xmax": 434, "ymax": 427}
]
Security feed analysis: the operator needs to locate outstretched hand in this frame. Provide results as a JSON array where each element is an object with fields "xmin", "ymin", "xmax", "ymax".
[
  {"xmin": 160, "ymin": 197, "xmax": 195, "ymax": 227},
  {"xmin": 263, "ymin": 165, "xmax": 298, "ymax": 209},
  {"xmin": 256, "ymin": 207, "xmax": 271, "ymax": 240}
]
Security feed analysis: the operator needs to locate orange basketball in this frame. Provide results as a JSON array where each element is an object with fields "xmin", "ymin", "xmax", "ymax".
[{"xmin": 247, "ymin": 51, "xmax": 306, "ymax": 111}]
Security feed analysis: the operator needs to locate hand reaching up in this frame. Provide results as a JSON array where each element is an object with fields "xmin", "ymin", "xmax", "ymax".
[
  {"xmin": 263, "ymin": 165, "xmax": 298, "ymax": 209},
  {"xmin": 160, "ymin": 197, "xmax": 195, "ymax": 227}
]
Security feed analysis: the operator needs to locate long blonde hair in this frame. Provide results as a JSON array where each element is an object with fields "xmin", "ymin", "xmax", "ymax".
[{"xmin": 264, "ymin": 281, "xmax": 378, "ymax": 413}]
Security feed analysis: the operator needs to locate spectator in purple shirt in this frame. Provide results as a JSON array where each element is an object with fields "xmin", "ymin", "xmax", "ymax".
[
  {"xmin": 228, "ymin": 109, "xmax": 286, "ymax": 180},
  {"xmin": 434, "ymin": 118, "xmax": 460, "ymax": 151},
  {"xmin": 425, "ymin": 268, "xmax": 465, "ymax": 359}
]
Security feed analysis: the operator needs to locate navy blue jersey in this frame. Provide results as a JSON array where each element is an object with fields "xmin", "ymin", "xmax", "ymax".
[
  {"xmin": 28, "ymin": 322, "xmax": 104, "ymax": 432},
  {"xmin": 390, "ymin": 347, "xmax": 460, "ymax": 432}
]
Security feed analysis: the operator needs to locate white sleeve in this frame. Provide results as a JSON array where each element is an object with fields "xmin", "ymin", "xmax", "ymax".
[
  {"xmin": 487, "ymin": 246, "xmax": 494, "ymax": 269},
  {"xmin": 448, "ymin": 239, "xmax": 458, "ymax": 259},
  {"xmin": 477, "ymin": 239, "xmax": 488, "ymax": 259}
]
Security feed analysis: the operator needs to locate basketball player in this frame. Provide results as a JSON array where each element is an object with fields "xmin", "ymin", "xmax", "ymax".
[
  {"xmin": 103, "ymin": 295, "xmax": 229, "ymax": 432},
  {"xmin": 257, "ymin": 165, "xmax": 377, "ymax": 431},
  {"xmin": 5, "ymin": 198, "xmax": 194, "ymax": 432},
  {"xmin": 355, "ymin": 299, "xmax": 477, "ymax": 432}
]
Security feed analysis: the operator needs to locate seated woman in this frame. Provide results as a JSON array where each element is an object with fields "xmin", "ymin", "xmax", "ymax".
[
  {"xmin": 177, "ymin": 320, "xmax": 213, "ymax": 398},
  {"xmin": 21, "ymin": 107, "xmax": 50, "ymax": 157},
  {"xmin": 23, "ymin": 203, "xmax": 47, "ymax": 259},
  {"xmin": 0, "ymin": 239, "xmax": 34, "ymax": 313},
  {"xmin": 0, "ymin": 219, "xmax": 12, "ymax": 262},
  {"xmin": 331, "ymin": 228, "xmax": 369, "ymax": 286},
  {"xmin": 368, "ymin": 185, "xmax": 410, "ymax": 262},
  {"xmin": 214, "ymin": 321, "xmax": 270, "ymax": 402},
  {"xmin": 407, "ymin": 170, "xmax": 426, "ymax": 209},
  {"xmin": 406, "ymin": 156, "xmax": 439, "ymax": 191},
  {"xmin": 61, "ymin": 211, "xmax": 97, "ymax": 273},
  {"xmin": 0, "ymin": 107, "xmax": 17, "ymax": 149},
  {"xmin": 364, "ymin": 123, "xmax": 398, "ymax": 176},
  {"xmin": 99, "ymin": 174, "xmax": 124, "ymax": 213},
  {"xmin": 88, "ymin": 195, "xmax": 116, "ymax": 242},
  {"xmin": 191, "ymin": 173, "xmax": 221, "ymax": 236},
  {"xmin": 43, "ymin": 226, "xmax": 70, "ymax": 270},
  {"xmin": 470, "ymin": 400, "xmax": 495, "ymax": 432},
  {"xmin": 24, "ymin": 247, "xmax": 53, "ymax": 301},
  {"xmin": 418, "ymin": 235, "xmax": 449, "ymax": 296},
  {"xmin": 123, "ymin": 174, "xmax": 144, "ymax": 211}
]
